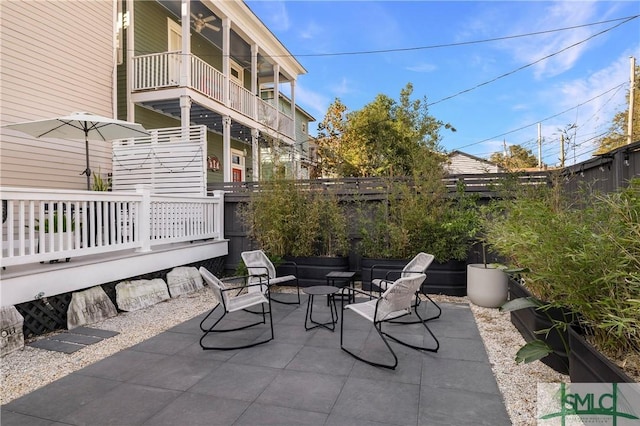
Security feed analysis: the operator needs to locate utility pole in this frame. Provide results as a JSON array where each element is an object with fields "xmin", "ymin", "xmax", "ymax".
[
  {"xmin": 537, "ymin": 123, "xmax": 542, "ymax": 169},
  {"xmin": 560, "ymin": 134, "xmax": 565, "ymax": 168},
  {"xmin": 628, "ymin": 56, "xmax": 636, "ymax": 145}
]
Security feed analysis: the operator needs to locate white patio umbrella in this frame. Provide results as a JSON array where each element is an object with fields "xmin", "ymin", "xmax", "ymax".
[{"xmin": 4, "ymin": 112, "xmax": 149, "ymax": 189}]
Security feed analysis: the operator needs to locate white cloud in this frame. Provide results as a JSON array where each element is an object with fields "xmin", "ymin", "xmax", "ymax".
[
  {"xmin": 331, "ymin": 77, "xmax": 353, "ymax": 98},
  {"xmin": 255, "ymin": 1, "xmax": 290, "ymax": 32},
  {"xmin": 406, "ymin": 62, "xmax": 437, "ymax": 73},
  {"xmin": 299, "ymin": 21, "xmax": 323, "ymax": 40},
  {"xmin": 295, "ymin": 83, "xmax": 331, "ymax": 124}
]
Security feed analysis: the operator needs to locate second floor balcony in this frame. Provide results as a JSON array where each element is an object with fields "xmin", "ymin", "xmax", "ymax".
[{"xmin": 131, "ymin": 52, "xmax": 294, "ymax": 139}]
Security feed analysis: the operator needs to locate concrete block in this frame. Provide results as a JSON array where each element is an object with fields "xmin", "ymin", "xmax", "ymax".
[
  {"xmin": 166, "ymin": 266, "xmax": 204, "ymax": 298},
  {"xmin": 1, "ymin": 306, "xmax": 24, "ymax": 357},
  {"xmin": 116, "ymin": 279, "xmax": 170, "ymax": 312},
  {"xmin": 67, "ymin": 286, "xmax": 117, "ymax": 329}
]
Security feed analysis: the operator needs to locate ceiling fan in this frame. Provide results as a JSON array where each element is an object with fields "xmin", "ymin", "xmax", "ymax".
[{"xmin": 191, "ymin": 12, "xmax": 220, "ymax": 33}]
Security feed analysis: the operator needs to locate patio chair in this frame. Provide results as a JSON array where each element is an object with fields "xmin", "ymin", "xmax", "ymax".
[
  {"xmin": 198, "ymin": 267, "xmax": 273, "ymax": 350},
  {"xmin": 340, "ymin": 273, "xmax": 439, "ymax": 370},
  {"xmin": 370, "ymin": 252, "xmax": 441, "ymax": 322},
  {"xmin": 241, "ymin": 249, "xmax": 300, "ymax": 305}
]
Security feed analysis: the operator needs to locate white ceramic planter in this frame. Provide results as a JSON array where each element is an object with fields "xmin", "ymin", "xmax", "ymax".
[{"xmin": 466, "ymin": 264, "xmax": 508, "ymax": 308}]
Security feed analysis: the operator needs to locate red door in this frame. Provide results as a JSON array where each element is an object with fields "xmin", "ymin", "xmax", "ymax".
[{"xmin": 232, "ymin": 168, "xmax": 243, "ymax": 182}]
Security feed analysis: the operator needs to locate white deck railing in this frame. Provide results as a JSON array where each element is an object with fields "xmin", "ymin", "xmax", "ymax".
[
  {"xmin": 132, "ymin": 52, "xmax": 294, "ymax": 139},
  {"xmin": 0, "ymin": 186, "xmax": 224, "ymax": 267}
]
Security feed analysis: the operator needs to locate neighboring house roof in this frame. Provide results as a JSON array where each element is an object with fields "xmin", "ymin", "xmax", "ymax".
[{"xmin": 446, "ymin": 150, "xmax": 504, "ymax": 174}]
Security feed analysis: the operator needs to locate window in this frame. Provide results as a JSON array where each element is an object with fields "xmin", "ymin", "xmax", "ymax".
[{"xmin": 230, "ymin": 60, "xmax": 244, "ymax": 85}]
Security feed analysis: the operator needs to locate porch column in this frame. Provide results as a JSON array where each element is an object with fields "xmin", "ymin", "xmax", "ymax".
[
  {"xmin": 222, "ymin": 18, "xmax": 231, "ymax": 108},
  {"xmin": 180, "ymin": 0, "xmax": 191, "ymax": 87},
  {"xmin": 251, "ymin": 129, "xmax": 260, "ymax": 181},
  {"xmin": 251, "ymin": 44, "xmax": 258, "ymax": 119},
  {"xmin": 223, "ymin": 116, "xmax": 232, "ymax": 182},
  {"xmin": 273, "ymin": 64, "xmax": 280, "ymax": 131},
  {"xmin": 290, "ymin": 79, "xmax": 300, "ymax": 178},
  {"xmin": 180, "ymin": 96, "xmax": 191, "ymax": 137}
]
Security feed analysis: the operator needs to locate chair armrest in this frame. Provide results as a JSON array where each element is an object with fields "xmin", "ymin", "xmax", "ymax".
[
  {"xmin": 220, "ymin": 281, "xmax": 271, "ymax": 293},
  {"xmin": 370, "ymin": 263, "xmax": 403, "ymax": 281}
]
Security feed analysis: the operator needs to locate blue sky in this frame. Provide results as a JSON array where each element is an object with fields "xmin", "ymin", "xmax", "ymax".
[{"xmin": 246, "ymin": 1, "xmax": 639, "ymax": 166}]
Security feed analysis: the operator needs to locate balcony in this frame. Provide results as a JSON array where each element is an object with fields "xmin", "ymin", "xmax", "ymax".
[{"xmin": 132, "ymin": 52, "xmax": 294, "ymax": 139}]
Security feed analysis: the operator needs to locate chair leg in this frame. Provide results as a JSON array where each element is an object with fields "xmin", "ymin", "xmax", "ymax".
[
  {"xmin": 381, "ymin": 303, "xmax": 439, "ymax": 353},
  {"xmin": 340, "ymin": 308, "xmax": 399, "ymax": 370},
  {"xmin": 200, "ymin": 303, "xmax": 274, "ymax": 351}
]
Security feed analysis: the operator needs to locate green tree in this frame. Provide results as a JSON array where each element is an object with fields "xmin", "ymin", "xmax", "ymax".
[
  {"xmin": 316, "ymin": 99, "xmax": 348, "ymax": 177},
  {"xmin": 596, "ymin": 64, "xmax": 640, "ymax": 154},
  {"xmin": 316, "ymin": 83, "xmax": 455, "ymax": 178},
  {"xmin": 490, "ymin": 144, "xmax": 539, "ymax": 170}
]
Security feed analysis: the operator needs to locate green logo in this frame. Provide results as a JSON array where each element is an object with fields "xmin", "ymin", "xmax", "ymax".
[{"xmin": 538, "ymin": 383, "xmax": 640, "ymax": 425}]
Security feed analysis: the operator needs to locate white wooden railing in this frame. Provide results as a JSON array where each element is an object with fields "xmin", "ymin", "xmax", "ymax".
[
  {"xmin": 0, "ymin": 186, "xmax": 224, "ymax": 267},
  {"xmin": 132, "ymin": 52, "xmax": 294, "ymax": 138},
  {"xmin": 191, "ymin": 56, "xmax": 224, "ymax": 103},
  {"xmin": 257, "ymin": 99, "xmax": 294, "ymax": 139},
  {"xmin": 132, "ymin": 51, "xmax": 181, "ymax": 90}
]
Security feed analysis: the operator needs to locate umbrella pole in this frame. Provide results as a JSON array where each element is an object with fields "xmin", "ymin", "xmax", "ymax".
[{"xmin": 84, "ymin": 135, "xmax": 91, "ymax": 190}]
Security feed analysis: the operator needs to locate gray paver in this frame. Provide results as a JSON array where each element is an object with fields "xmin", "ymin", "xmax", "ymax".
[{"xmin": 2, "ymin": 297, "xmax": 511, "ymax": 426}]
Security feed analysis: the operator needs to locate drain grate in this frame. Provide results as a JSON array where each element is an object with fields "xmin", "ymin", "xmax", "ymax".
[{"xmin": 27, "ymin": 326, "xmax": 119, "ymax": 354}]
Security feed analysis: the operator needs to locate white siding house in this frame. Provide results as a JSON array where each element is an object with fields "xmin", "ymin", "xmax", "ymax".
[
  {"xmin": 0, "ymin": 0, "xmax": 116, "ymax": 190},
  {"xmin": 446, "ymin": 150, "xmax": 503, "ymax": 174}
]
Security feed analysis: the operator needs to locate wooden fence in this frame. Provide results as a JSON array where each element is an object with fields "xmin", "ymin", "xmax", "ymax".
[{"xmin": 213, "ymin": 141, "xmax": 639, "ymax": 273}]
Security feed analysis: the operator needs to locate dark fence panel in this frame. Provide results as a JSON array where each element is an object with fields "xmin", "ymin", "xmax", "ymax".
[
  {"xmin": 216, "ymin": 142, "xmax": 639, "ymax": 275},
  {"xmin": 561, "ymin": 140, "xmax": 640, "ymax": 194}
]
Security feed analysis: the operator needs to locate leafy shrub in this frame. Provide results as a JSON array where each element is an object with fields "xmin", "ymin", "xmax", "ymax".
[
  {"xmin": 486, "ymin": 176, "xmax": 640, "ymax": 371},
  {"xmin": 240, "ymin": 179, "xmax": 349, "ymax": 258}
]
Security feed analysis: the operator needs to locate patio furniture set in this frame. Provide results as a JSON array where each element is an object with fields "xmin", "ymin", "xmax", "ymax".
[{"xmin": 198, "ymin": 250, "xmax": 441, "ymax": 370}]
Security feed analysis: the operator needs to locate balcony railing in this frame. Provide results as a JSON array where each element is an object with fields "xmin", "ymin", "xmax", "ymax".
[
  {"xmin": 1, "ymin": 186, "xmax": 224, "ymax": 267},
  {"xmin": 132, "ymin": 52, "xmax": 294, "ymax": 139}
]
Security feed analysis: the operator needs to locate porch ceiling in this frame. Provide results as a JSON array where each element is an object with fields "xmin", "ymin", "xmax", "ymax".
[
  {"xmin": 156, "ymin": 0, "xmax": 276, "ymax": 81},
  {"xmin": 141, "ymin": 100, "xmax": 253, "ymax": 144}
]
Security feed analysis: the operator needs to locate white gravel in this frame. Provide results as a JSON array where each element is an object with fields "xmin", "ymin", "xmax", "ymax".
[{"xmin": 1, "ymin": 287, "xmax": 568, "ymax": 425}]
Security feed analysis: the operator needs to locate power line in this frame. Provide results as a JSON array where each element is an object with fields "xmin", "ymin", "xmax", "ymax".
[
  {"xmin": 427, "ymin": 16, "xmax": 636, "ymax": 107},
  {"xmin": 281, "ymin": 15, "xmax": 640, "ymax": 58},
  {"xmin": 452, "ymin": 82, "xmax": 628, "ymax": 151}
]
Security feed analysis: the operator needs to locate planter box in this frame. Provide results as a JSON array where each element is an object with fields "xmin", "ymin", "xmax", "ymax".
[
  {"xmin": 508, "ymin": 279, "xmax": 570, "ymax": 375},
  {"xmin": 568, "ymin": 326, "xmax": 635, "ymax": 383},
  {"xmin": 277, "ymin": 256, "xmax": 349, "ymax": 287},
  {"xmin": 361, "ymin": 258, "xmax": 466, "ymax": 296}
]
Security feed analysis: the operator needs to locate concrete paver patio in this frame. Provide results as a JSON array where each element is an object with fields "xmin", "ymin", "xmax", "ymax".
[{"xmin": 1, "ymin": 294, "xmax": 510, "ymax": 425}]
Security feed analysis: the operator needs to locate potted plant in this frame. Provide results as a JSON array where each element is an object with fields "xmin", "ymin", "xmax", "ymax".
[{"xmin": 466, "ymin": 243, "xmax": 509, "ymax": 308}]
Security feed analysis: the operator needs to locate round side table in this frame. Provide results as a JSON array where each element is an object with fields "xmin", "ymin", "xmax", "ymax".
[{"xmin": 303, "ymin": 286, "xmax": 340, "ymax": 331}]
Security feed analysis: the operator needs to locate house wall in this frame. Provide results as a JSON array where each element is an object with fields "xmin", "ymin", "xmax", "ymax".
[
  {"xmin": 447, "ymin": 154, "xmax": 500, "ymax": 174},
  {"xmin": 0, "ymin": 0, "xmax": 116, "ymax": 190}
]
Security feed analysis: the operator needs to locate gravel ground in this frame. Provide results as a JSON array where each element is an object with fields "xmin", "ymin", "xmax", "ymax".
[{"xmin": 1, "ymin": 287, "xmax": 568, "ymax": 425}]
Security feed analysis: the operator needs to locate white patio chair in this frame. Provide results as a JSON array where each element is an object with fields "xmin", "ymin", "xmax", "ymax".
[
  {"xmin": 340, "ymin": 273, "xmax": 439, "ymax": 369},
  {"xmin": 241, "ymin": 249, "xmax": 300, "ymax": 304},
  {"xmin": 198, "ymin": 267, "xmax": 273, "ymax": 350},
  {"xmin": 370, "ymin": 252, "xmax": 441, "ymax": 322}
]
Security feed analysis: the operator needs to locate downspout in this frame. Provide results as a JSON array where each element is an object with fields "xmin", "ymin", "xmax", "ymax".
[{"xmin": 126, "ymin": 0, "xmax": 134, "ymax": 122}]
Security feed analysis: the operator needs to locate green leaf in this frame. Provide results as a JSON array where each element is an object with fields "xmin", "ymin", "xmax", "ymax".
[
  {"xmin": 515, "ymin": 340, "xmax": 554, "ymax": 364},
  {"xmin": 499, "ymin": 297, "xmax": 542, "ymax": 312}
]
